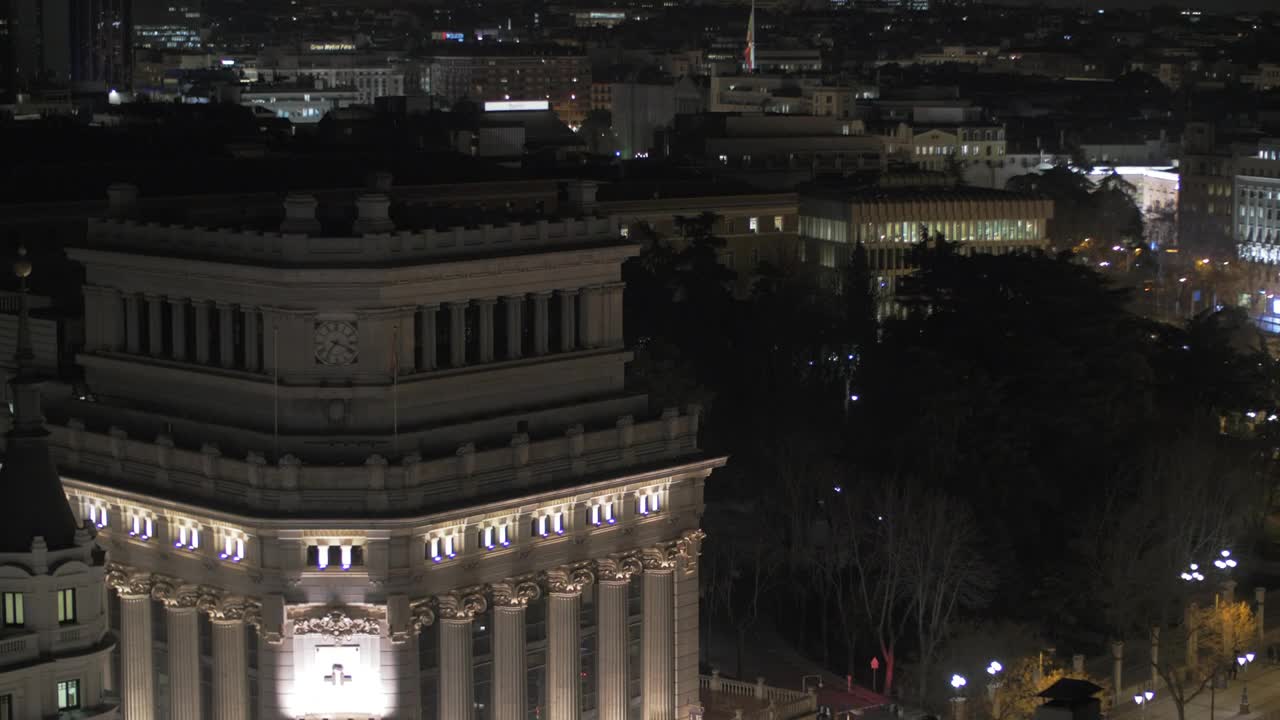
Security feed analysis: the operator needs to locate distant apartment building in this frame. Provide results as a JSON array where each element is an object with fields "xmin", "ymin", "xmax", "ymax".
[
  {"xmin": 1180, "ymin": 122, "xmax": 1253, "ymax": 255},
  {"xmin": 877, "ymin": 117, "xmax": 1006, "ymax": 171},
  {"xmin": 913, "ymin": 45, "xmax": 999, "ymax": 66},
  {"xmin": 608, "ymin": 77, "xmax": 704, "ymax": 157},
  {"xmin": 414, "ymin": 49, "xmax": 591, "ymax": 127},
  {"xmin": 709, "ymin": 74, "xmax": 825, "ymax": 114},
  {"xmin": 798, "ymin": 180, "xmax": 1053, "ymax": 296},
  {"xmin": 240, "ymin": 83, "xmax": 360, "ymax": 123},
  {"xmin": 1234, "ymin": 139, "xmax": 1280, "ymax": 266},
  {"xmin": 7, "ymin": 0, "xmax": 131, "ymax": 92},
  {"xmin": 1086, "ymin": 166, "xmax": 1180, "ymax": 249},
  {"xmin": 133, "ymin": 0, "xmax": 202, "ymax": 50},
  {"xmin": 752, "ymin": 49, "xmax": 823, "ymax": 73},
  {"xmin": 812, "ymin": 85, "xmax": 879, "ymax": 120},
  {"xmin": 254, "ymin": 51, "xmax": 406, "ymax": 105}
]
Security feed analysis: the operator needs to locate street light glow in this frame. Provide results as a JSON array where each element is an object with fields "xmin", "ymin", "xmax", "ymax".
[
  {"xmin": 987, "ymin": 661, "xmax": 1003, "ymax": 675},
  {"xmin": 951, "ymin": 674, "xmax": 967, "ymax": 690}
]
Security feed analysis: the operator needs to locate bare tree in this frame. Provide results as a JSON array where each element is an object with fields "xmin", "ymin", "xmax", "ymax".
[{"xmin": 1153, "ymin": 601, "xmax": 1257, "ymax": 720}]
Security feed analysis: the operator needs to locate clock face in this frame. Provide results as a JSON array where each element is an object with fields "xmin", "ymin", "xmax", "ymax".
[{"xmin": 314, "ymin": 320, "xmax": 359, "ymax": 366}]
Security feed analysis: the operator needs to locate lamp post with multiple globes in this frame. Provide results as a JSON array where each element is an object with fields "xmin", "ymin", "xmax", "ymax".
[
  {"xmin": 950, "ymin": 674, "xmax": 967, "ymax": 720},
  {"xmin": 986, "ymin": 661, "xmax": 1003, "ymax": 720},
  {"xmin": 1134, "ymin": 690, "xmax": 1155, "ymax": 720},
  {"xmin": 1238, "ymin": 652, "xmax": 1255, "ymax": 714}
]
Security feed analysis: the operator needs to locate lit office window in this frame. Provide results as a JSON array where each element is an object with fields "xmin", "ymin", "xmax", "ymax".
[
  {"xmin": 1, "ymin": 593, "xmax": 23, "ymax": 627},
  {"xmin": 57, "ymin": 588, "xmax": 76, "ymax": 624},
  {"xmin": 57, "ymin": 680, "xmax": 80, "ymax": 710}
]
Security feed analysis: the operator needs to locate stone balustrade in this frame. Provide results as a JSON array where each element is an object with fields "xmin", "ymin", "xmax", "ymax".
[
  {"xmin": 86, "ymin": 215, "xmax": 622, "ymax": 266},
  {"xmin": 52, "ymin": 406, "xmax": 700, "ymax": 512}
]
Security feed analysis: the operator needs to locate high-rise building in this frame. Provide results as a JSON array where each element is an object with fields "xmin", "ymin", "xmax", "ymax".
[
  {"xmin": 2, "ymin": 0, "xmax": 130, "ymax": 92},
  {"xmin": 48, "ymin": 180, "xmax": 716, "ymax": 720},
  {"xmin": 132, "ymin": 0, "xmax": 202, "ymax": 50},
  {"xmin": 0, "ymin": 250, "xmax": 117, "ymax": 719}
]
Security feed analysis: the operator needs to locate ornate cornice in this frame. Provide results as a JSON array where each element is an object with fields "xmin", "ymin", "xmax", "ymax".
[
  {"xmin": 596, "ymin": 554, "xmax": 644, "ymax": 583},
  {"xmin": 491, "ymin": 577, "xmax": 542, "ymax": 607},
  {"xmin": 293, "ymin": 609, "xmax": 382, "ymax": 639},
  {"xmin": 106, "ymin": 562, "xmax": 155, "ymax": 597},
  {"xmin": 545, "ymin": 563, "xmax": 596, "ymax": 596},
  {"xmin": 436, "ymin": 587, "xmax": 488, "ymax": 620}
]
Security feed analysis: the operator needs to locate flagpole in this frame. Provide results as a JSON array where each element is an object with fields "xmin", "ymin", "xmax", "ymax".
[{"xmin": 272, "ymin": 324, "xmax": 279, "ymax": 459}]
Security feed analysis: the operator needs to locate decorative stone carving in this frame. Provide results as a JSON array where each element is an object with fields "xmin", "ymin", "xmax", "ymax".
[
  {"xmin": 545, "ymin": 564, "xmax": 596, "ymax": 595},
  {"xmin": 640, "ymin": 544, "xmax": 679, "ymax": 571},
  {"xmin": 436, "ymin": 588, "xmax": 488, "ymax": 620},
  {"xmin": 106, "ymin": 563, "xmax": 154, "ymax": 596},
  {"xmin": 596, "ymin": 554, "xmax": 644, "ymax": 583},
  {"xmin": 675, "ymin": 529, "xmax": 707, "ymax": 574},
  {"xmin": 293, "ymin": 610, "xmax": 382, "ymax": 639},
  {"xmin": 491, "ymin": 578, "xmax": 542, "ymax": 607},
  {"xmin": 151, "ymin": 576, "xmax": 200, "ymax": 608},
  {"xmin": 208, "ymin": 596, "xmax": 257, "ymax": 622},
  {"xmin": 409, "ymin": 600, "xmax": 436, "ymax": 634}
]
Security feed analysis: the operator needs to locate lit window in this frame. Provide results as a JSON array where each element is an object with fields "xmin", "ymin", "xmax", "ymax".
[
  {"xmin": 590, "ymin": 500, "xmax": 616, "ymax": 526},
  {"xmin": 428, "ymin": 534, "xmax": 458, "ymax": 563},
  {"xmin": 533, "ymin": 510, "xmax": 566, "ymax": 537},
  {"xmin": 1, "ymin": 593, "xmax": 22, "ymax": 627},
  {"xmin": 774, "ymin": 216, "xmax": 784, "ymax": 232},
  {"xmin": 620, "ymin": 224, "xmax": 630, "ymax": 238},
  {"xmin": 340, "ymin": 544, "xmax": 352, "ymax": 570},
  {"xmin": 175, "ymin": 525, "xmax": 199, "ymax": 550},
  {"xmin": 87, "ymin": 504, "xmax": 108, "ymax": 529},
  {"xmin": 749, "ymin": 217, "xmax": 759, "ymax": 233},
  {"xmin": 220, "ymin": 536, "xmax": 245, "ymax": 563},
  {"xmin": 57, "ymin": 680, "xmax": 80, "ymax": 710},
  {"xmin": 57, "ymin": 588, "xmax": 76, "ymax": 624},
  {"xmin": 129, "ymin": 515, "xmax": 154, "ymax": 540}
]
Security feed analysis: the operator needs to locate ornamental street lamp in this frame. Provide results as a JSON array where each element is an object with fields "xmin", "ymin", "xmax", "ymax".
[
  {"xmin": 1134, "ymin": 690, "xmax": 1155, "ymax": 720},
  {"xmin": 986, "ymin": 661, "xmax": 1003, "ymax": 720},
  {"xmin": 950, "ymin": 674, "xmax": 967, "ymax": 720},
  {"xmin": 1238, "ymin": 652, "xmax": 1255, "ymax": 713}
]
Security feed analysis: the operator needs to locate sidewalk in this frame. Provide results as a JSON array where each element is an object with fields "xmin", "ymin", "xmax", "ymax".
[{"xmin": 1112, "ymin": 665, "xmax": 1280, "ymax": 720}]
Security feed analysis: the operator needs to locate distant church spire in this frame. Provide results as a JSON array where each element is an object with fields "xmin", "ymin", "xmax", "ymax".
[{"xmin": 0, "ymin": 247, "xmax": 80, "ymax": 552}]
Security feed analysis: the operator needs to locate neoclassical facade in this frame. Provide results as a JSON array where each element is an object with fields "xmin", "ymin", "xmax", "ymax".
[{"xmin": 39, "ymin": 181, "xmax": 721, "ymax": 720}]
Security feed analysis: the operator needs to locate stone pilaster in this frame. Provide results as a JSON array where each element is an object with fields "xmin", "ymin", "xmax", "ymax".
[
  {"xmin": 448, "ymin": 301, "xmax": 468, "ymax": 367},
  {"xmin": 207, "ymin": 596, "xmax": 253, "ymax": 720},
  {"xmin": 503, "ymin": 295, "xmax": 524, "ymax": 360},
  {"xmin": 579, "ymin": 286, "xmax": 601, "ymax": 349},
  {"xmin": 558, "ymin": 289, "xmax": 578, "ymax": 352},
  {"xmin": 244, "ymin": 307, "xmax": 260, "ymax": 372},
  {"xmin": 146, "ymin": 294, "xmax": 165, "ymax": 356},
  {"xmin": 154, "ymin": 580, "xmax": 202, "ymax": 720},
  {"xmin": 194, "ymin": 300, "xmax": 211, "ymax": 364},
  {"xmin": 597, "ymin": 556, "xmax": 642, "ymax": 720},
  {"xmin": 491, "ymin": 579, "xmax": 541, "ymax": 720},
  {"xmin": 418, "ymin": 304, "xmax": 439, "ymax": 371},
  {"xmin": 125, "ymin": 293, "xmax": 142, "ymax": 354},
  {"xmin": 532, "ymin": 292, "xmax": 552, "ymax": 356},
  {"xmin": 437, "ymin": 589, "xmax": 488, "ymax": 720},
  {"xmin": 642, "ymin": 549, "xmax": 677, "ymax": 720},
  {"xmin": 107, "ymin": 568, "xmax": 154, "ymax": 720},
  {"xmin": 477, "ymin": 298, "xmax": 497, "ymax": 363},
  {"xmin": 168, "ymin": 297, "xmax": 187, "ymax": 360},
  {"xmin": 546, "ymin": 565, "xmax": 594, "ymax": 720},
  {"xmin": 217, "ymin": 303, "xmax": 236, "ymax": 368}
]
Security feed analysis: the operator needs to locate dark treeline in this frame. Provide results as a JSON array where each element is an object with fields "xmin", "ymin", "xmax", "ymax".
[{"xmin": 623, "ymin": 214, "xmax": 1279, "ymax": 708}]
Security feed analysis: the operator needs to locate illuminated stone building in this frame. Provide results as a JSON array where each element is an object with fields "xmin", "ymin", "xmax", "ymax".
[{"xmin": 45, "ymin": 180, "xmax": 716, "ymax": 720}]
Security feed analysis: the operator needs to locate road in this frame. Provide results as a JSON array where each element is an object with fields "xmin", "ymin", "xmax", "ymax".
[{"xmin": 1113, "ymin": 664, "xmax": 1280, "ymax": 720}]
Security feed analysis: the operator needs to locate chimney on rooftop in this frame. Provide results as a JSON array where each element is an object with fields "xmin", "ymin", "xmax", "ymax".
[
  {"xmin": 354, "ymin": 193, "xmax": 394, "ymax": 235},
  {"xmin": 280, "ymin": 194, "xmax": 321, "ymax": 235},
  {"xmin": 106, "ymin": 183, "xmax": 138, "ymax": 218}
]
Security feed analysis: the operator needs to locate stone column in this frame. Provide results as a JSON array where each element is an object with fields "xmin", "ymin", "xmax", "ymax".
[
  {"xmin": 194, "ymin": 301, "xmax": 212, "ymax": 364},
  {"xmin": 547, "ymin": 566, "xmax": 595, "ymax": 720},
  {"xmin": 125, "ymin": 293, "xmax": 142, "ymax": 354},
  {"xmin": 477, "ymin": 298, "xmax": 497, "ymax": 364},
  {"xmin": 110, "ymin": 572, "xmax": 155, "ymax": 720},
  {"xmin": 597, "ymin": 558, "xmax": 641, "ymax": 720},
  {"xmin": 211, "ymin": 608, "xmax": 250, "ymax": 720},
  {"xmin": 218, "ymin": 303, "xmax": 236, "ymax": 368},
  {"xmin": 604, "ymin": 283, "xmax": 625, "ymax": 346},
  {"xmin": 579, "ymin": 286, "xmax": 600, "ymax": 349},
  {"xmin": 558, "ymin": 289, "xmax": 578, "ymax": 352},
  {"xmin": 107, "ymin": 287, "xmax": 126, "ymax": 351},
  {"xmin": 1257, "ymin": 587, "xmax": 1266, "ymax": 642},
  {"xmin": 169, "ymin": 297, "xmax": 187, "ymax": 361},
  {"xmin": 532, "ymin": 292, "xmax": 552, "ymax": 356},
  {"xmin": 503, "ymin": 295, "xmax": 524, "ymax": 360},
  {"xmin": 147, "ymin": 295, "xmax": 165, "ymax": 356},
  {"xmin": 448, "ymin": 301, "xmax": 468, "ymax": 368},
  {"xmin": 158, "ymin": 586, "xmax": 202, "ymax": 720},
  {"xmin": 437, "ymin": 590, "xmax": 488, "ymax": 720},
  {"xmin": 492, "ymin": 580, "xmax": 542, "ymax": 720},
  {"xmin": 642, "ymin": 552, "xmax": 676, "ymax": 720},
  {"xmin": 418, "ymin": 304, "xmax": 439, "ymax": 371},
  {"xmin": 244, "ymin": 307, "xmax": 260, "ymax": 372}
]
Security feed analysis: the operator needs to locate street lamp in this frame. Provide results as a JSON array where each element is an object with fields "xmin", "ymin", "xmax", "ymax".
[
  {"xmin": 950, "ymin": 674, "xmax": 967, "ymax": 720},
  {"xmin": 1214, "ymin": 550, "xmax": 1238, "ymax": 571},
  {"xmin": 1180, "ymin": 563, "xmax": 1205, "ymax": 582},
  {"xmin": 1237, "ymin": 652, "xmax": 1255, "ymax": 713},
  {"xmin": 1134, "ymin": 690, "xmax": 1155, "ymax": 720},
  {"xmin": 987, "ymin": 662, "xmax": 1004, "ymax": 720}
]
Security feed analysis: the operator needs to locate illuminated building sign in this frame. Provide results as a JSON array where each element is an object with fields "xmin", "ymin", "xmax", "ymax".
[
  {"xmin": 430, "ymin": 31, "xmax": 466, "ymax": 42},
  {"xmin": 484, "ymin": 100, "xmax": 550, "ymax": 112},
  {"xmin": 307, "ymin": 42, "xmax": 356, "ymax": 52}
]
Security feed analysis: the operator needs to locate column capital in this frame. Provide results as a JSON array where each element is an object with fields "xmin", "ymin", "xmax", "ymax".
[
  {"xmin": 215, "ymin": 301, "xmax": 237, "ymax": 311},
  {"xmin": 545, "ymin": 563, "xmax": 595, "ymax": 596},
  {"xmin": 596, "ymin": 554, "xmax": 644, "ymax": 583},
  {"xmin": 531, "ymin": 290, "xmax": 554, "ymax": 300},
  {"xmin": 167, "ymin": 296, "xmax": 188, "ymax": 306},
  {"xmin": 640, "ymin": 546, "xmax": 679, "ymax": 572},
  {"xmin": 557, "ymin": 288, "xmax": 580, "ymax": 297},
  {"xmin": 144, "ymin": 292, "xmax": 165, "ymax": 302},
  {"xmin": 437, "ymin": 587, "xmax": 489, "ymax": 620},
  {"xmin": 150, "ymin": 576, "xmax": 202, "ymax": 609},
  {"xmin": 447, "ymin": 300, "xmax": 471, "ymax": 310},
  {"xmin": 491, "ymin": 577, "xmax": 542, "ymax": 608},
  {"xmin": 475, "ymin": 297, "xmax": 498, "ymax": 307},
  {"xmin": 420, "ymin": 302, "xmax": 441, "ymax": 311},
  {"xmin": 106, "ymin": 562, "xmax": 155, "ymax": 597},
  {"xmin": 199, "ymin": 591, "xmax": 260, "ymax": 624},
  {"xmin": 502, "ymin": 293, "xmax": 526, "ymax": 303},
  {"xmin": 411, "ymin": 599, "xmax": 437, "ymax": 632}
]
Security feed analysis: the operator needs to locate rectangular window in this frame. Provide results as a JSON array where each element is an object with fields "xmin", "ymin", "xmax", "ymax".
[
  {"xmin": 1, "ymin": 593, "xmax": 22, "ymax": 627},
  {"xmin": 175, "ymin": 525, "xmax": 199, "ymax": 550},
  {"xmin": 748, "ymin": 217, "xmax": 759, "ymax": 233},
  {"xmin": 129, "ymin": 515, "xmax": 154, "ymax": 540},
  {"xmin": 429, "ymin": 534, "xmax": 457, "ymax": 563},
  {"xmin": 57, "ymin": 588, "xmax": 76, "ymax": 624},
  {"xmin": 590, "ymin": 501, "xmax": 616, "ymax": 526},
  {"xmin": 0, "ymin": 693, "xmax": 12, "ymax": 720},
  {"xmin": 87, "ymin": 505, "xmax": 108, "ymax": 529},
  {"xmin": 57, "ymin": 680, "xmax": 80, "ymax": 710},
  {"xmin": 774, "ymin": 215, "xmax": 784, "ymax": 232},
  {"xmin": 220, "ymin": 536, "xmax": 245, "ymax": 563}
]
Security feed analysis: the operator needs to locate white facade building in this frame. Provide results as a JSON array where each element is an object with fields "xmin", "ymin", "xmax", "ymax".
[{"xmin": 33, "ymin": 180, "xmax": 719, "ymax": 720}]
